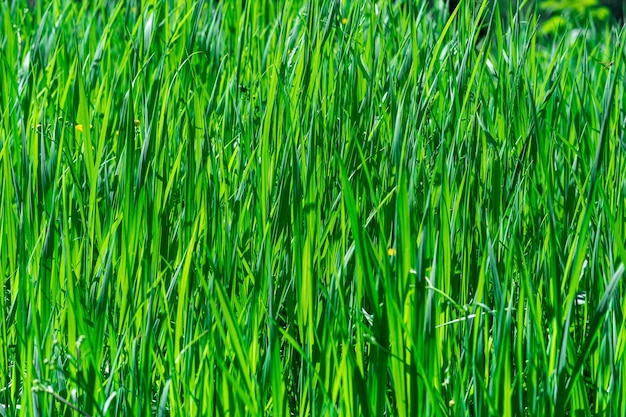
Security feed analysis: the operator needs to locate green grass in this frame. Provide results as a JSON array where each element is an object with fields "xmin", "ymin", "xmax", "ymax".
[{"xmin": 1, "ymin": 0, "xmax": 625, "ymax": 415}]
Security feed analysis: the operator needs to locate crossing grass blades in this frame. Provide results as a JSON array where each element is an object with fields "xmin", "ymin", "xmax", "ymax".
[{"xmin": 0, "ymin": 0, "xmax": 625, "ymax": 416}]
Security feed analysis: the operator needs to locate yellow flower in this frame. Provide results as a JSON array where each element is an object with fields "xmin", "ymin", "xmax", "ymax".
[
  {"xmin": 75, "ymin": 124, "xmax": 92, "ymax": 132},
  {"xmin": 387, "ymin": 248, "xmax": 396, "ymax": 256},
  {"xmin": 341, "ymin": 17, "xmax": 348, "ymax": 25}
]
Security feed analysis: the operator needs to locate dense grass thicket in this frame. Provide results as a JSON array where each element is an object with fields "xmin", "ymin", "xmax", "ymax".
[{"xmin": 1, "ymin": 0, "xmax": 626, "ymax": 415}]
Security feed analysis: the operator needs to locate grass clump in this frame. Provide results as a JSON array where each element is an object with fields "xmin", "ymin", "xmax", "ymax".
[{"xmin": 0, "ymin": 0, "xmax": 625, "ymax": 416}]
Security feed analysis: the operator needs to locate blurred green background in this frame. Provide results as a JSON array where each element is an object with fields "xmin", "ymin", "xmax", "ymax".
[
  {"xmin": 437, "ymin": 0, "xmax": 624, "ymax": 36},
  {"xmin": 539, "ymin": 0, "xmax": 624, "ymax": 33}
]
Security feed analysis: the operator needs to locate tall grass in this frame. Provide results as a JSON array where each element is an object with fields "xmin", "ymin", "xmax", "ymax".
[{"xmin": 0, "ymin": 0, "xmax": 625, "ymax": 415}]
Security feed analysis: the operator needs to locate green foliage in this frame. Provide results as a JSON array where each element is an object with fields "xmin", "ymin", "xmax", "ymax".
[
  {"xmin": 0, "ymin": 0, "xmax": 625, "ymax": 416},
  {"xmin": 539, "ymin": 0, "xmax": 622, "ymax": 34}
]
